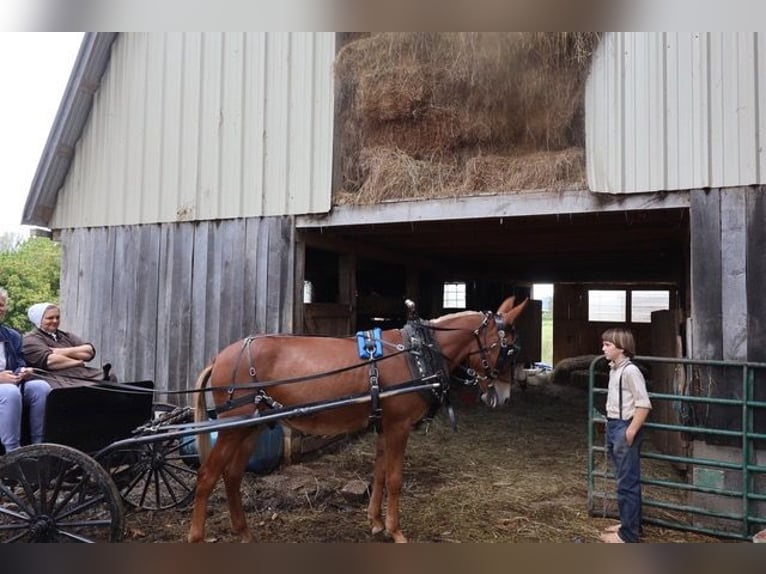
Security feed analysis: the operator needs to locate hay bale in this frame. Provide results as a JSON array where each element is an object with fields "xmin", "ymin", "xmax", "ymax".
[
  {"xmin": 357, "ymin": 65, "xmax": 429, "ymax": 123},
  {"xmin": 551, "ymin": 355, "xmax": 604, "ymax": 386},
  {"xmin": 339, "ymin": 146, "xmax": 586, "ymax": 204},
  {"xmin": 334, "ymin": 32, "xmax": 600, "ymax": 201},
  {"xmin": 365, "ymin": 107, "xmax": 467, "ymax": 157},
  {"xmin": 349, "ymin": 147, "xmax": 461, "ymax": 204},
  {"xmin": 462, "ymin": 148, "xmax": 586, "ymax": 192}
]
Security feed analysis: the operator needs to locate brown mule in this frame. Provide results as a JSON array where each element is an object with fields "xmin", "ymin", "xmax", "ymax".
[{"xmin": 187, "ymin": 297, "xmax": 528, "ymax": 543}]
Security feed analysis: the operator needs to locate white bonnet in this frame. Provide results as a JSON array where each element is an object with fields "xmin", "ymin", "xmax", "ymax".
[{"xmin": 28, "ymin": 303, "xmax": 58, "ymax": 329}]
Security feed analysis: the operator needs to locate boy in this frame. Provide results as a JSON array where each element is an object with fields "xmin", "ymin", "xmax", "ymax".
[{"xmin": 600, "ymin": 327, "xmax": 652, "ymax": 543}]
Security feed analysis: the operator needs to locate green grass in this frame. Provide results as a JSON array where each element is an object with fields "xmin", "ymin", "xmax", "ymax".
[{"xmin": 541, "ymin": 312, "xmax": 553, "ymax": 366}]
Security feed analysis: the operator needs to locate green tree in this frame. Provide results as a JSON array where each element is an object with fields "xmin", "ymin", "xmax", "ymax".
[{"xmin": 0, "ymin": 234, "xmax": 61, "ymax": 332}]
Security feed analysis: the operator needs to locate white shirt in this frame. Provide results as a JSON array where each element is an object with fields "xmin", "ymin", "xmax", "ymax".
[{"xmin": 605, "ymin": 358, "xmax": 652, "ymax": 420}]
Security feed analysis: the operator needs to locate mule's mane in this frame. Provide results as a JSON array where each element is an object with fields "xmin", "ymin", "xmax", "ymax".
[{"xmin": 430, "ymin": 310, "xmax": 483, "ymax": 324}]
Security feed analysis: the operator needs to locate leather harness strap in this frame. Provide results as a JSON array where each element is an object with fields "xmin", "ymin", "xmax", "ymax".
[{"xmin": 361, "ymin": 330, "xmax": 383, "ymax": 432}]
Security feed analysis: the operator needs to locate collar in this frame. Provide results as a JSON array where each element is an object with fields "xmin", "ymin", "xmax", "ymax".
[
  {"xmin": 609, "ymin": 357, "xmax": 631, "ymax": 370},
  {"xmin": 39, "ymin": 328, "xmax": 59, "ymax": 342}
]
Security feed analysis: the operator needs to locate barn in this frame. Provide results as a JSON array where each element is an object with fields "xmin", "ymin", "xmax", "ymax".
[{"xmin": 22, "ymin": 32, "xmax": 766, "ymax": 538}]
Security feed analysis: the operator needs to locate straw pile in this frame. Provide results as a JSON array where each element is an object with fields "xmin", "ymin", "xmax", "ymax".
[
  {"xmin": 334, "ymin": 33, "xmax": 599, "ymax": 204},
  {"xmin": 125, "ymin": 379, "xmax": 721, "ymax": 543}
]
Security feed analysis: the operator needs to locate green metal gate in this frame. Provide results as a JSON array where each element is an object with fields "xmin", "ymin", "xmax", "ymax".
[{"xmin": 587, "ymin": 355, "xmax": 766, "ymax": 541}]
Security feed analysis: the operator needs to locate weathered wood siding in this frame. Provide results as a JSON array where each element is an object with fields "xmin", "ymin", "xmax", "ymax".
[
  {"xmin": 690, "ymin": 189, "xmax": 724, "ymax": 361},
  {"xmin": 690, "ymin": 186, "xmax": 766, "ymax": 434},
  {"xmin": 58, "ymin": 217, "xmax": 294, "ymax": 399},
  {"xmin": 650, "ymin": 309, "xmax": 688, "ymax": 468},
  {"xmin": 747, "ymin": 189, "xmax": 766, "ymax": 365},
  {"xmin": 747, "ymin": 189, "xmax": 766, "ymax": 439}
]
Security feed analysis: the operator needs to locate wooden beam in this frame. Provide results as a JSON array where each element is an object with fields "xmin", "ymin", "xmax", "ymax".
[
  {"xmin": 690, "ymin": 189, "xmax": 723, "ymax": 361},
  {"xmin": 296, "ymin": 189, "xmax": 690, "ymax": 229}
]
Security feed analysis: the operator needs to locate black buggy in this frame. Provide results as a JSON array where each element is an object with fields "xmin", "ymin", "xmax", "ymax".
[{"xmin": 0, "ymin": 381, "xmax": 200, "ymax": 542}]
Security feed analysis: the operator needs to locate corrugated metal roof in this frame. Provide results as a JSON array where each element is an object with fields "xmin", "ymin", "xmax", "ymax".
[
  {"xmin": 586, "ymin": 32, "xmax": 766, "ymax": 193},
  {"xmin": 23, "ymin": 33, "xmax": 117, "ymax": 227}
]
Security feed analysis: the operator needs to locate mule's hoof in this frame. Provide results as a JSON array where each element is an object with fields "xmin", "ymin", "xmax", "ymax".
[
  {"xmin": 371, "ymin": 524, "xmax": 385, "ymax": 536},
  {"xmin": 234, "ymin": 528, "xmax": 254, "ymax": 543}
]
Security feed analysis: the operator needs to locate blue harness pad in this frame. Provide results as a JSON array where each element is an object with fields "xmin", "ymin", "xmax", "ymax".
[{"xmin": 356, "ymin": 327, "xmax": 383, "ymax": 359}]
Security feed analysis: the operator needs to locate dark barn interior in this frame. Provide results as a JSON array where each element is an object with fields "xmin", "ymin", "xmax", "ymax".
[{"xmin": 299, "ymin": 206, "xmax": 690, "ymax": 366}]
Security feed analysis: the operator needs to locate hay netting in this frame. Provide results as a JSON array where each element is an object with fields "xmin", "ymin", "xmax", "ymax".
[
  {"xmin": 335, "ymin": 33, "xmax": 598, "ymax": 203},
  {"xmin": 124, "ymin": 380, "xmax": 721, "ymax": 543}
]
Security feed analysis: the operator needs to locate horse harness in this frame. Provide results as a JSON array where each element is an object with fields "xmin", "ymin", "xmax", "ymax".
[
  {"xmin": 466, "ymin": 311, "xmax": 520, "ymax": 387},
  {"xmin": 357, "ymin": 328, "xmax": 385, "ymax": 432},
  {"xmin": 455, "ymin": 311, "xmax": 521, "ymax": 410},
  {"xmin": 212, "ymin": 310, "xmax": 516, "ymax": 430},
  {"xmin": 399, "ymin": 319, "xmax": 452, "ymax": 427},
  {"xmin": 217, "ymin": 336, "xmax": 284, "ymax": 418}
]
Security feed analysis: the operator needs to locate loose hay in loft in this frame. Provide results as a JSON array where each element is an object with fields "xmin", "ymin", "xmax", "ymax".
[{"xmin": 334, "ymin": 32, "xmax": 599, "ymax": 204}]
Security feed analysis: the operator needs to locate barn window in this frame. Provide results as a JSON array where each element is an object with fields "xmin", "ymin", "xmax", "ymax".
[
  {"xmin": 588, "ymin": 288, "xmax": 671, "ymax": 323},
  {"xmin": 588, "ymin": 290, "xmax": 626, "ymax": 322},
  {"xmin": 631, "ymin": 290, "xmax": 670, "ymax": 323},
  {"xmin": 443, "ymin": 282, "xmax": 466, "ymax": 309}
]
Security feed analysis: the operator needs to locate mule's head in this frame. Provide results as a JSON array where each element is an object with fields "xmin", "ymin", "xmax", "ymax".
[{"xmin": 465, "ymin": 296, "xmax": 528, "ymax": 408}]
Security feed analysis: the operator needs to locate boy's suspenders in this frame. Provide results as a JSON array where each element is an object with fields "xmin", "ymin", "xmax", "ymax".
[{"xmin": 618, "ymin": 361, "xmax": 632, "ymax": 420}]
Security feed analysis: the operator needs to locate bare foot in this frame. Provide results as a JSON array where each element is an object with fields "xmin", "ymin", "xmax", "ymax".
[{"xmin": 600, "ymin": 531, "xmax": 625, "ymax": 543}]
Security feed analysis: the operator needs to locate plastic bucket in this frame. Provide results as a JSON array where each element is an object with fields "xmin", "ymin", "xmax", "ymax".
[{"xmin": 180, "ymin": 423, "xmax": 284, "ymax": 475}]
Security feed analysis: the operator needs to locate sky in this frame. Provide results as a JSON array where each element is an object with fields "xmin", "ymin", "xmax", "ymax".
[{"xmin": 0, "ymin": 32, "xmax": 83, "ymax": 237}]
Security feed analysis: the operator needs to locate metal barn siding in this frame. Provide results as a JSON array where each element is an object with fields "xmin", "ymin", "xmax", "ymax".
[
  {"xmin": 57, "ymin": 217, "xmax": 295, "ymax": 394},
  {"xmin": 50, "ymin": 32, "xmax": 335, "ymax": 229},
  {"xmin": 586, "ymin": 32, "xmax": 766, "ymax": 193}
]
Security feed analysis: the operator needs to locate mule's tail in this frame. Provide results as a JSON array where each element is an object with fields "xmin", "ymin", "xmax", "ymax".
[{"xmin": 193, "ymin": 363, "xmax": 215, "ymax": 464}]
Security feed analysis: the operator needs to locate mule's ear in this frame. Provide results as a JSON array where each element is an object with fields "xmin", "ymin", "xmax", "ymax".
[
  {"xmin": 501, "ymin": 297, "xmax": 529, "ymax": 325},
  {"xmin": 496, "ymin": 296, "xmax": 516, "ymax": 315}
]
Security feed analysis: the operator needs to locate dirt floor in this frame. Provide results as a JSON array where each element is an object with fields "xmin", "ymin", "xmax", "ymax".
[{"xmin": 124, "ymin": 379, "xmax": 726, "ymax": 543}]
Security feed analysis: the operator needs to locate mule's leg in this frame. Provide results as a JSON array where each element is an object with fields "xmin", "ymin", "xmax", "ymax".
[
  {"xmin": 383, "ymin": 425, "xmax": 411, "ymax": 543},
  {"xmin": 367, "ymin": 432, "xmax": 386, "ymax": 536},
  {"xmin": 222, "ymin": 428, "xmax": 261, "ymax": 542},
  {"xmin": 188, "ymin": 439, "xmax": 230, "ymax": 542}
]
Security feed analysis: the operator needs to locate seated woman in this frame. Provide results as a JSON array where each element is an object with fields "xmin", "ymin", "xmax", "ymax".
[{"xmin": 22, "ymin": 302, "xmax": 116, "ymax": 389}]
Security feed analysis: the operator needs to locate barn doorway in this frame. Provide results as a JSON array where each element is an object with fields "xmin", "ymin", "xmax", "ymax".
[
  {"xmin": 533, "ymin": 283, "xmax": 553, "ymax": 367},
  {"xmin": 297, "ymin": 202, "xmax": 690, "ymax": 366}
]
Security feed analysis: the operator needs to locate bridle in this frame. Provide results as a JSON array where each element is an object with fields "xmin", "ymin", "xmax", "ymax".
[{"xmin": 465, "ymin": 311, "xmax": 520, "ymax": 395}]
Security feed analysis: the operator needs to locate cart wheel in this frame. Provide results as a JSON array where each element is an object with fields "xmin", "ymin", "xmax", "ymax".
[
  {"xmin": 98, "ymin": 404, "xmax": 197, "ymax": 511},
  {"xmin": 0, "ymin": 443, "xmax": 124, "ymax": 543}
]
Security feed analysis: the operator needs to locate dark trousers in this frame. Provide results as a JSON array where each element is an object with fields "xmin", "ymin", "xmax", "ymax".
[{"xmin": 606, "ymin": 418, "xmax": 644, "ymax": 543}]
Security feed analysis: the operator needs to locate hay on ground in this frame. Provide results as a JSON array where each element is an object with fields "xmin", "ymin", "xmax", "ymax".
[{"xmin": 124, "ymin": 379, "xmax": 724, "ymax": 543}]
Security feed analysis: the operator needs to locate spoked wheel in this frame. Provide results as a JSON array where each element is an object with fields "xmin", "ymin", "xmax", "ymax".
[
  {"xmin": 98, "ymin": 439, "xmax": 197, "ymax": 510},
  {"xmin": 0, "ymin": 443, "xmax": 124, "ymax": 543},
  {"xmin": 98, "ymin": 404, "xmax": 197, "ymax": 510}
]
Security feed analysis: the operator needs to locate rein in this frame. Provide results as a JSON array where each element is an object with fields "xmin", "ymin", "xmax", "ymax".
[
  {"xmin": 28, "ymin": 346, "xmax": 414, "ymax": 398},
  {"xmin": 26, "ymin": 308, "xmax": 518, "ymax": 423}
]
